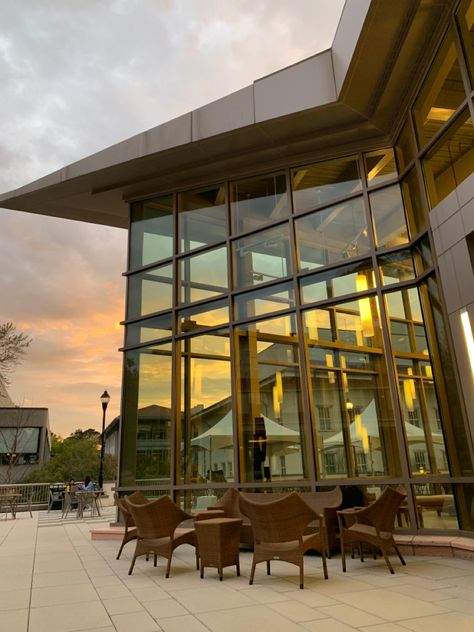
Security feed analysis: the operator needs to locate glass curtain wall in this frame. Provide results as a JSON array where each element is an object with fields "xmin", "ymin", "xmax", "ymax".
[{"xmin": 121, "ymin": 1, "xmax": 474, "ymax": 529}]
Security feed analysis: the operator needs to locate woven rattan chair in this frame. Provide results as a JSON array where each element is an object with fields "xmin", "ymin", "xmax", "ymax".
[
  {"xmin": 337, "ymin": 485, "xmax": 407, "ymax": 574},
  {"xmin": 125, "ymin": 495, "xmax": 198, "ymax": 577},
  {"xmin": 239, "ymin": 491, "xmax": 328, "ymax": 589},
  {"xmin": 301, "ymin": 487, "xmax": 343, "ymax": 557},
  {"xmin": 114, "ymin": 491, "xmax": 149, "ymax": 560}
]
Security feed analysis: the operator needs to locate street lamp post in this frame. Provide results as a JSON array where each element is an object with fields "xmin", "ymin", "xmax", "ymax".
[{"xmin": 98, "ymin": 390, "xmax": 111, "ymax": 490}]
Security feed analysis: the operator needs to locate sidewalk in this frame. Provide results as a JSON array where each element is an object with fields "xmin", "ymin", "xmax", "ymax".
[{"xmin": 1, "ymin": 511, "xmax": 474, "ymax": 632}]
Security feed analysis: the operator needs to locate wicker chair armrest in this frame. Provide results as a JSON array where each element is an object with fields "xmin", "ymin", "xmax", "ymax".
[{"xmin": 337, "ymin": 506, "xmax": 373, "ymax": 528}]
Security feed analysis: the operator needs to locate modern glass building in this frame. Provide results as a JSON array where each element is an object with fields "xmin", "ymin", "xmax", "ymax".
[{"xmin": 1, "ymin": 0, "xmax": 474, "ymax": 533}]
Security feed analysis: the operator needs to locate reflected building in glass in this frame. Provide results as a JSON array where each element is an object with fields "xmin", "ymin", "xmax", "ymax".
[{"xmin": 1, "ymin": 0, "xmax": 474, "ymax": 533}]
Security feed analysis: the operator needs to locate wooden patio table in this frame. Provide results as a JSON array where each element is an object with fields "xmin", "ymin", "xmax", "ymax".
[{"xmin": 195, "ymin": 517, "xmax": 242, "ymax": 581}]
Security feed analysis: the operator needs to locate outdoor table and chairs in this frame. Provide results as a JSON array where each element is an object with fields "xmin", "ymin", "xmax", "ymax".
[
  {"xmin": 60, "ymin": 488, "xmax": 102, "ymax": 518},
  {"xmin": 0, "ymin": 491, "xmax": 21, "ymax": 519},
  {"xmin": 75, "ymin": 490, "xmax": 102, "ymax": 518},
  {"xmin": 114, "ymin": 488, "xmax": 348, "ymax": 586}
]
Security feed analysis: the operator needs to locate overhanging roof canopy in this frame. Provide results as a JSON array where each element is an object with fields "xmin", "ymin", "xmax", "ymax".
[{"xmin": 0, "ymin": 0, "xmax": 456, "ymax": 229}]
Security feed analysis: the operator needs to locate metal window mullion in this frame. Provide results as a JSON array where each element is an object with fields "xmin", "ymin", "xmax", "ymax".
[
  {"xmin": 226, "ymin": 180, "xmax": 242, "ymax": 485},
  {"xmin": 289, "ymin": 180, "xmax": 317, "ymax": 485}
]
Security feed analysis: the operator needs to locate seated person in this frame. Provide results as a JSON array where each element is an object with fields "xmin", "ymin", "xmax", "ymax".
[
  {"xmin": 79, "ymin": 476, "xmax": 95, "ymax": 491},
  {"xmin": 65, "ymin": 479, "xmax": 76, "ymax": 493}
]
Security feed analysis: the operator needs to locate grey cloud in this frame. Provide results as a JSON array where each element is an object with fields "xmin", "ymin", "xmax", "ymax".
[
  {"xmin": 0, "ymin": 210, "xmax": 126, "ymax": 322},
  {"xmin": 0, "ymin": 0, "xmax": 344, "ymax": 434}
]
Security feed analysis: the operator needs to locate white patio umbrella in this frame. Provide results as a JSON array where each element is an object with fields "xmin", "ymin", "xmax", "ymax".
[
  {"xmin": 191, "ymin": 410, "xmax": 300, "ymax": 452},
  {"xmin": 323, "ymin": 399, "xmax": 443, "ymax": 448}
]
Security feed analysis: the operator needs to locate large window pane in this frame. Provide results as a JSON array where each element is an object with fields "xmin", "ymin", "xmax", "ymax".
[
  {"xmin": 385, "ymin": 287, "xmax": 449, "ymax": 475},
  {"xmin": 413, "ymin": 482, "xmax": 459, "ymax": 530},
  {"xmin": 304, "ymin": 296, "xmax": 382, "ymax": 350},
  {"xmin": 179, "ymin": 331, "xmax": 233, "ymax": 485},
  {"xmin": 300, "ymin": 260, "xmax": 374, "ymax": 305},
  {"xmin": 395, "ymin": 120, "xmax": 416, "ymax": 170},
  {"xmin": 235, "ymin": 282, "xmax": 294, "ymax": 321},
  {"xmin": 233, "ymin": 223, "xmax": 292, "ymax": 289},
  {"xmin": 292, "ymin": 155, "xmax": 362, "ymax": 213},
  {"xmin": 130, "ymin": 196, "xmax": 173, "ymax": 269},
  {"xmin": 363, "ymin": 148, "xmax": 397, "ymax": 187},
  {"xmin": 178, "ymin": 184, "xmax": 227, "ymax": 253},
  {"xmin": 413, "ymin": 30, "xmax": 466, "ymax": 146},
  {"xmin": 179, "ymin": 299, "xmax": 229, "ymax": 333},
  {"xmin": 120, "ymin": 345, "xmax": 172, "ymax": 487},
  {"xmin": 0, "ymin": 426, "xmax": 40, "ymax": 464},
  {"xmin": 304, "ymin": 297, "xmax": 400, "ymax": 479},
  {"xmin": 370, "ymin": 185, "xmax": 409, "ymax": 249},
  {"xmin": 180, "ymin": 246, "xmax": 228, "ymax": 304},
  {"xmin": 401, "ymin": 169, "xmax": 428, "ymax": 235},
  {"xmin": 295, "ymin": 197, "xmax": 369, "ymax": 270},
  {"xmin": 230, "ymin": 171, "xmax": 288, "ymax": 234},
  {"xmin": 236, "ymin": 316, "xmax": 306, "ymax": 482},
  {"xmin": 126, "ymin": 314, "xmax": 173, "ymax": 346},
  {"xmin": 423, "ymin": 108, "xmax": 474, "ymax": 207},
  {"xmin": 127, "ymin": 264, "xmax": 173, "ymax": 319},
  {"xmin": 378, "ymin": 250, "xmax": 416, "ymax": 286}
]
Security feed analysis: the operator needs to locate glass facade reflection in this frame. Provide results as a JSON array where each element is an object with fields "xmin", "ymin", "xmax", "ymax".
[
  {"xmin": 119, "ymin": 3, "xmax": 474, "ymax": 532},
  {"xmin": 122, "ymin": 141, "xmax": 473, "ymax": 523}
]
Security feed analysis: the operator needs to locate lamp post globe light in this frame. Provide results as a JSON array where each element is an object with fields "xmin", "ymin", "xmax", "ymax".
[{"xmin": 98, "ymin": 390, "xmax": 110, "ymax": 491}]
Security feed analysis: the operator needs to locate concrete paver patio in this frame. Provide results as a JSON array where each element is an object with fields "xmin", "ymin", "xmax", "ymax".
[{"xmin": 1, "ymin": 511, "xmax": 474, "ymax": 632}]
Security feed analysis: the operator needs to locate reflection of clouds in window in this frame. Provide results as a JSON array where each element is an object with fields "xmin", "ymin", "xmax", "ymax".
[
  {"xmin": 138, "ymin": 355, "xmax": 172, "ymax": 409},
  {"xmin": 189, "ymin": 359, "xmax": 231, "ymax": 409}
]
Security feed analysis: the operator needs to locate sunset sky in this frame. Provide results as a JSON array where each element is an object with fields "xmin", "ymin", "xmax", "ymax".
[{"xmin": 0, "ymin": 0, "xmax": 345, "ymax": 437}]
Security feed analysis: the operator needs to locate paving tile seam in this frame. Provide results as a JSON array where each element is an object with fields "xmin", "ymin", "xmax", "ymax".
[
  {"xmin": 26, "ymin": 513, "xmax": 41, "ymax": 632},
  {"xmin": 0, "ymin": 519, "xmax": 17, "ymax": 546},
  {"xmin": 61, "ymin": 518, "xmax": 119, "ymax": 631},
  {"xmin": 7, "ymin": 515, "xmax": 474, "ymax": 632},
  {"xmin": 71, "ymin": 521, "xmax": 201, "ymax": 628}
]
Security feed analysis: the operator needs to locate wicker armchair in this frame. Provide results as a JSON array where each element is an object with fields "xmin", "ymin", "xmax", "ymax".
[
  {"xmin": 337, "ymin": 485, "xmax": 407, "ymax": 574},
  {"xmin": 114, "ymin": 491, "xmax": 149, "ymax": 560},
  {"xmin": 239, "ymin": 491, "xmax": 328, "ymax": 589},
  {"xmin": 125, "ymin": 495, "xmax": 198, "ymax": 577},
  {"xmin": 302, "ymin": 487, "xmax": 343, "ymax": 556}
]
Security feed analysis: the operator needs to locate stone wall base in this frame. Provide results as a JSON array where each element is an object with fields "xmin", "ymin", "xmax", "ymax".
[{"xmin": 395, "ymin": 534, "xmax": 474, "ymax": 561}]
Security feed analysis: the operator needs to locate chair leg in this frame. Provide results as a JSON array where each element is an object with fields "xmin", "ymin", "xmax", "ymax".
[
  {"xmin": 165, "ymin": 554, "xmax": 172, "ymax": 578},
  {"xmin": 382, "ymin": 550, "xmax": 395, "ymax": 574},
  {"xmin": 236, "ymin": 559, "xmax": 240, "ymax": 576},
  {"xmin": 154, "ymin": 554, "xmax": 158, "ymax": 567},
  {"xmin": 341, "ymin": 536, "xmax": 347, "ymax": 572},
  {"xmin": 249, "ymin": 558, "xmax": 257, "ymax": 585},
  {"xmin": 116, "ymin": 541, "xmax": 126, "ymax": 560},
  {"xmin": 128, "ymin": 554, "xmax": 137, "ymax": 575},
  {"xmin": 266, "ymin": 561, "xmax": 271, "ymax": 575},
  {"xmin": 299, "ymin": 562, "xmax": 304, "ymax": 590},
  {"xmin": 394, "ymin": 546, "xmax": 406, "ymax": 566},
  {"xmin": 321, "ymin": 551, "xmax": 328, "ymax": 580},
  {"xmin": 195, "ymin": 548, "xmax": 200, "ymax": 570}
]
